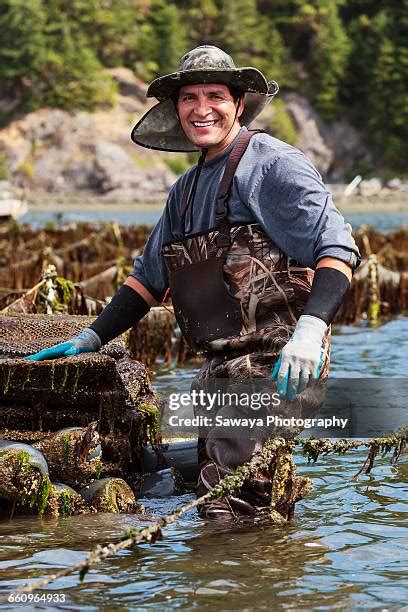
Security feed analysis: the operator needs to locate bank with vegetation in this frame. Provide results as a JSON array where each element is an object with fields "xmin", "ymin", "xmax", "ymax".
[{"xmin": 0, "ymin": 0, "xmax": 407, "ymax": 199}]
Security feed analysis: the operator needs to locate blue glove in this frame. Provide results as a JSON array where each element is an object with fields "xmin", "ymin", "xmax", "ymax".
[
  {"xmin": 271, "ymin": 315, "xmax": 327, "ymax": 401},
  {"xmin": 25, "ymin": 328, "xmax": 101, "ymax": 361}
]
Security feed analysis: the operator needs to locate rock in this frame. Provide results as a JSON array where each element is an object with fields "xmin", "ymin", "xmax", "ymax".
[
  {"xmin": 140, "ymin": 468, "xmax": 181, "ymax": 498},
  {"xmin": 0, "ymin": 103, "xmax": 176, "ymax": 201},
  {"xmin": 282, "ymin": 93, "xmax": 333, "ymax": 175},
  {"xmin": 33, "ymin": 422, "xmax": 101, "ymax": 487},
  {"xmin": 280, "ymin": 93, "xmax": 373, "ymax": 180},
  {"xmin": 0, "ymin": 443, "xmax": 48, "ymax": 503},
  {"xmin": 44, "ymin": 482, "xmax": 89, "ymax": 517},
  {"xmin": 387, "ymin": 178, "xmax": 402, "ymax": 190},
  {"xmin": 108, "ymin": 67, "xmax": 147, "ymax": 102},
  {"xmin": 80, "ymin": 477, "xmax": 142, "ymax": 513},
  {"xmin": 359, "ymin": 178, "xmax": 383, "ymax": 197},
  {"xmin": 0, "ymin": 440, "xmax": 48, "ymax": 476}
]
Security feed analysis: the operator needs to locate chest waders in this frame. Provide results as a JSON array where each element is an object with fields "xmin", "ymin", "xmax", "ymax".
[{"xmin": 162, "ymin": 131, "xmax": 331, "ymax": 521}]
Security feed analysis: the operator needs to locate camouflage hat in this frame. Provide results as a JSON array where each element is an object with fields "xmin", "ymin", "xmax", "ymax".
[{"xmin": 131, "ymin": 45, "xmax": 279, "ymax": 152}]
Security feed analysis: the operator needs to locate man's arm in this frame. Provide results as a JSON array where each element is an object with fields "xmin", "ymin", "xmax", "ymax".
[
  {"xmin": 25, "ymin": 279, "xmax": 153, "ymax": 361},
  {"xmin": 26, "ymin": 211, "xmax": 170, "ymax": 361}
]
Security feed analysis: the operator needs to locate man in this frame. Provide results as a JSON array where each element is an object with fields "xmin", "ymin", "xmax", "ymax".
[{"xmin": 27, "ymin": 46, "xmax": 360, "ymax": 520}]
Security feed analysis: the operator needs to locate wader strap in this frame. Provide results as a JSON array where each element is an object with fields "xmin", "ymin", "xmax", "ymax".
[
  {"xmin": 215, "ymin": 130, "xmax": 261, "ymax": 246},
  {"xmin": 216, "ymin": 130, "xmax": 261, "ymax": 221}
]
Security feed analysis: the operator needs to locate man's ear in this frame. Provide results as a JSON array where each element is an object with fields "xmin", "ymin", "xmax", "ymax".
[{"xmin": 236, "ymin": 95, "xmax": 245, "ymax": 120}]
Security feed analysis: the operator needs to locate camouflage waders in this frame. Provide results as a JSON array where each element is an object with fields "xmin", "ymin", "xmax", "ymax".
[{"xmin": 162, "ymin": 131, "xmax": 330, "ymax": 521}]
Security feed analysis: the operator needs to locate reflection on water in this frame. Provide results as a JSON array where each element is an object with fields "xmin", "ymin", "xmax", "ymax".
[{"xmin": 0, "ymin": 327, "xmax": 407, "ymax": 603}]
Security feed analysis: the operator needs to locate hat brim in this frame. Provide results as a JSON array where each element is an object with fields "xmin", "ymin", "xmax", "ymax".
[
  {"xmin": 147, "ymin": 68, "xmax": 269, "ymax": 101},
  {"xmin": 131, "ymin": 81, "xmax": 279, "ymax": 152}
]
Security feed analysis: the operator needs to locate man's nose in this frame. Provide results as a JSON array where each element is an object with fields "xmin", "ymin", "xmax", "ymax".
[{"xmin": 193, "ymin": 97, "xmax": 212, "ymax": 117}]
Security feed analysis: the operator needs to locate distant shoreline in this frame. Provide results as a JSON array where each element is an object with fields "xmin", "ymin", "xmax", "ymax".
[{"xmin": 25, "ymin": 190, "xmax": 408, "ymax": 215}]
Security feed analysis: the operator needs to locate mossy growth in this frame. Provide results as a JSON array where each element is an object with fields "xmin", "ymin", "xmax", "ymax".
[
  {"xmin": 59, "ymin": 489, "xmax": 72, "ymax": 517},
  {"xmin": 267, "ymin": 99, "xmax": 299, "ymax": 146},
  {"xmin": 137, "ymin": 401, "xmax": 160, "ymax": 444},
  {"xmin": 37, "ymin": 475, "xmax": 52, "ymax": 515},
  {"xmin": 61, "ymin": 434, "xmax": 71, "ymax": 460},
  {"xmin": 54, "ymin": 276, "xmax": 76, "ymax": 310},
  {"xmin": 94, "ymin": 457, "xmax": 102, "ymax": 480}
]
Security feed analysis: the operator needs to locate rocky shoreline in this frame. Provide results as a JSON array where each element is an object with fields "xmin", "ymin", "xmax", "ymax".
[{"xmin": 1, "ymin": 68, "xmax": 406, "ymax": 206}]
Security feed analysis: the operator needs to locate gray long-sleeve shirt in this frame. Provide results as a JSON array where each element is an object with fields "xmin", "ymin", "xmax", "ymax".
[{"xmin": 131, "ymin": 128, "xmax": 360, "ymax": 302}]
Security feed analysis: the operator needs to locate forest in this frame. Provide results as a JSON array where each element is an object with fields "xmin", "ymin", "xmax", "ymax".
[{"xmin": 0, "ymin": 0, "xmax": 407, "ymax": 172}]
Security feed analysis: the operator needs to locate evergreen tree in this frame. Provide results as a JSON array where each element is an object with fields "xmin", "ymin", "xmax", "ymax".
[
  {"xmin": 310, "ymin": 2, "xmax": 350, "ymax": 120},
  {"xmin": 0, "ymin": 0, "xmax": 47, "ymax": 99},
  {"xmin": 346, "ymin": 3, "xmax": 408, "ymax": 170},
  {"xmin": 135, "ymin": 0, "xmax": 188, "ymax": 80}
]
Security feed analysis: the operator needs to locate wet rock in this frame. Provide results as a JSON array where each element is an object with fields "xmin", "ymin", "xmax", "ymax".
[
  {"xmin": 44, "ymin": 482, "xmax": 89, "ymax": 518},
  {"xmin": 0, "ymin": 443, "xmax": 47, "ymax": 503},
  {"xmin": 33, "ymin": 422, "xmax": 101, "ymax": 487},
  {"xmin": 80, "ymin": 477, "xmax": 142, "ymax": 513},
  {"xmin": 140, "ymin": 468, "xmax": 181, "ymax": 498},
  {"xmin": 0, "ymin": 440, "xmax": 48, "ymax": 476}
]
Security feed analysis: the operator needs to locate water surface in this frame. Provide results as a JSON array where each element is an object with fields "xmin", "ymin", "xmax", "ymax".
[{"xmin": 0, "ymin": 318, "xmax": 407, "ymax": 609}]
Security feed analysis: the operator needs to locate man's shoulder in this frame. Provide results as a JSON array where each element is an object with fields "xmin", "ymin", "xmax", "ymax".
[{"xmin": 249, "ymin": 131, "xmax": 303, "ymax": 162}]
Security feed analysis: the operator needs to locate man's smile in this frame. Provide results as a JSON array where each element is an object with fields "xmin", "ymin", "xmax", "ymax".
[{"xmin": 191, "ymin": 120, "xmax": 218, "ymax": 128}]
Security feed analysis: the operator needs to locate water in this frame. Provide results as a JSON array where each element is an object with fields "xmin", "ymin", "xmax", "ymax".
[
  {"xmin": 0, "ymin": 317, "xmax": 407, "ymax": 609},
  {"xmin": 1, "ymin": 209, "xmax": 407, "ymax": 608},
  {"xmin": 22, "ymin": 206, "xmax": 408, "ymax": 232}
]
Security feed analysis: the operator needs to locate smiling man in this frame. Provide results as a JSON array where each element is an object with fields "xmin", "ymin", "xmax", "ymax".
[
  {"xmin": 176, "ymin": 84, "xmax": 244, "ymax": 156},
  {"xmin": 27, "ymin": 46, "xmax": 360, "ymax": 521}
]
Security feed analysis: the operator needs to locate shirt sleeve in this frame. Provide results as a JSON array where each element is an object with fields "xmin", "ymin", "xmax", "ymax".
[
  {"xmin": 130, "ymin": 210, "xmax": 170, "ymax": 303},
  {"xmin": 247, "ymin": 151, "xmax": 361, "ymax": 270}
]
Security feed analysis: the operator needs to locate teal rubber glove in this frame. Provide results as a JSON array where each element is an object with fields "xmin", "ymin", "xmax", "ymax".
[
  {"xmin": 25, "ymin": 328, "xmax": 101, "ymax": 361},
  {"xmin": 271, "ymin": 315, "xmax": 327, "ymax": 401}
]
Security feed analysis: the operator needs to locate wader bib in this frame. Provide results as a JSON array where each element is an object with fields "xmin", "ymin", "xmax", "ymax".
[{"xmin": 162, "ymin": 130, "xmax": 330, "ymax": 521}]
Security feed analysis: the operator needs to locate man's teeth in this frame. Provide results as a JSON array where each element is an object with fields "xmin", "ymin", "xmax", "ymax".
[{"xmin": 193, "ymin": 121, "xmax": 215, "ymax": 127}]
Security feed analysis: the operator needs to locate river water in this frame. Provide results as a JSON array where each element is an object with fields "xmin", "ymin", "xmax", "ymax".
[{"xmin": 0, "ymin": 210, "xmax": 407, "ymax": 609}]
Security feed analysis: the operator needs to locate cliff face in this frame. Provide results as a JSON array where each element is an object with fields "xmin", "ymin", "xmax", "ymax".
[{"xmin": 0, "ymin": 69, "xmax": 373, "ymax": 203}]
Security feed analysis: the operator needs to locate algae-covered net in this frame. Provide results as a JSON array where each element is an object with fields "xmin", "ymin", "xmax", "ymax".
[{"xmin": 0, "ymin": 315, "xmax": 158, "ymax": 447}]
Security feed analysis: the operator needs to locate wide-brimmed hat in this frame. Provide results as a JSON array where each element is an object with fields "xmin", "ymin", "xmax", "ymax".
[{"xmin": 131, "ymin": 45, "xmax": 279, "ymax": 152}]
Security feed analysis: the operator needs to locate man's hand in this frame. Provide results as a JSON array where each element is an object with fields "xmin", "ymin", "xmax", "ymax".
[
  {"xmin": 25, "ymin": 328, "xmax": 101, "ymax": 361},
  {"xmin": 271, "ymin": 315, "xmax": 327, "ymax": 400}
]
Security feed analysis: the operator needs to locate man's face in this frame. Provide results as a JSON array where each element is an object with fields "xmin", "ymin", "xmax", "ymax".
[{"xmin": 177, "ymin": 84, "xmax": 244, "ymax": 159}]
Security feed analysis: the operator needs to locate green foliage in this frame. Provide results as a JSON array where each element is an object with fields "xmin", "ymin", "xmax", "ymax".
[
  {"xmin": 267, "ymin": 99, "xmax": 298, "ymax": 146},
  {"xmin": 164, "ymin": 156, "xmax": 191, "ymax": 176},
  {"xmin": 0, "ymin": 0, "xmax": 405, "ymax": 171},
  {"xmin": 345, "ymin": 4, "xmax": 408, "ymax": 171},
  {"xmin": 135, "ymin": 0, "xmax": 188, "ymax": 80},
  {"xmin": 309, "ymin": 2, "xmax": 350, "ymax": 120},
  {"xmin": 0, "ymin": 0, "xmax": 47, "ymax": 83}
]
